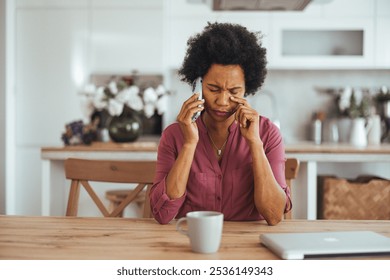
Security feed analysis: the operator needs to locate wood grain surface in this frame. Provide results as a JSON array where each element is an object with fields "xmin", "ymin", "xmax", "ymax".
[{"xmin": 1, "ymin": 216, "xmax": 390, "ymax": 260}]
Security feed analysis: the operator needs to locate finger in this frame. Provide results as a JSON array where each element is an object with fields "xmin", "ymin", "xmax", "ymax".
[
  {"xmin": 178, "ymin": 95, "xmax": 204, "ymax": 118},
  {"xmin": 182, "ymin": 93, "xmax": 201, "ymax": 108},
  {"xmin": 230, "ymin": 96, "xmax": 248, "ymax": 107},
  {"xmin": 238, "ymin": 109, "xmax": 257, "ymax": 128},
  {"xmin": 179, "ymin": 102, "xmax": 204, "ymax": 123},
  {"xmin": 234, "ymin": 103, "xmax": 248, "ymax": 122},
  {"xmin": 239, "ymin": 111, "xmax": 249, "ymax": 128},
  {"xmin": 186, "ymin": 104, "xmax": 204, "ymax": 122}
]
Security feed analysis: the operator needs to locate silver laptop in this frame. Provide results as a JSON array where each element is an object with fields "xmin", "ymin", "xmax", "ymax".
[{"xmin": 260, "ymin": 231, "xmax": 390, "ymax": 260}]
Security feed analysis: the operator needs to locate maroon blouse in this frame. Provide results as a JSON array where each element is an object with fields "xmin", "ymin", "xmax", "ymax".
[{"xmin": 150, "ymin": 115, "xmax": 291, "ymax": 224}]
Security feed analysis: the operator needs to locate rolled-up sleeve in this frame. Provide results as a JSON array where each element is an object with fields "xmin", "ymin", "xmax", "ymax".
[
  {"xmin": 149, "ymin": 125, "xmax": 186, "ymax": 224},
  {"xmin": 262, "ymin": 121, "xmax": 292, "ymax": 214},
  {"xmin": 150, "ymin": 175, "xmax": 186, "ymax": 224}
]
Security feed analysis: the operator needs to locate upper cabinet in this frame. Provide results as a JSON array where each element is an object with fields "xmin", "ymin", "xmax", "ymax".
[
  {"xmin": 164, "ymin": 0, "xmax": 388, "ymax": 70},
  {"xmin": 375, "ymin": 0, "xmax": 390, "ymax": 68},
  {"xmin": 268, "ymin": 0, "xmax": 376, "ymax": 69},
  {"xmin": 269, "ymin": 18, "xmax": 375, "ymax": 69},
  {"xmin": 15, "ymin": 0, "xmax": 390, "ymax": 71}
]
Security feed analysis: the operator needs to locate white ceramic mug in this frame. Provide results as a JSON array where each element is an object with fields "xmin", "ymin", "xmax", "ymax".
[{"xmin": 176, "ymin": 211, "xmax": 224, "ymax": 254}]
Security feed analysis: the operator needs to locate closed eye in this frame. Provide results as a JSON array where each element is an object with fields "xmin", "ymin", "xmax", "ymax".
[{"xmin": 207, "ymin": 85, "xmax": 220, "ymax": 92}]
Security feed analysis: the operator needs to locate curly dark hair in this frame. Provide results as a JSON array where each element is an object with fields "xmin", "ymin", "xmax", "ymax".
[{"xmin": 178, "ymin": 22, "xmax": 267, "ymax": 96}]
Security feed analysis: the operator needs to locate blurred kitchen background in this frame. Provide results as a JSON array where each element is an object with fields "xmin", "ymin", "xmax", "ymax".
[{"xmin": 1, "ymin": 0, "xmax": 390, "ymax": 215}]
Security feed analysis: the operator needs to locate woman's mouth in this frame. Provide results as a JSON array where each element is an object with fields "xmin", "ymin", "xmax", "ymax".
[{"xmin": 212, "ymin": 110, "xmax": 232, "ymax": 117}]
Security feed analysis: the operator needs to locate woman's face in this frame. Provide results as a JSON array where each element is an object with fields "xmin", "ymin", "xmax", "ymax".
[{"xmin": 202, "ymin": 63, "xmax": 246, "ymax": 122}]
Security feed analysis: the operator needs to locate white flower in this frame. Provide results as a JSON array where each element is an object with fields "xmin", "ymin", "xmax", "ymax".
[
  {"xmin": 80, "ymin": 79, "xmax": 168, "ymax": 120},
  {"xmin": 353, "ymin": 88, "xmax": 363, "ymax": 106},
  {"xmin": 116, "ymin": 88, "xmax": 131, "ymax": 104},
  {"xmin": 339, "ymin": 86, "xmax": 352, "ymax": 112},
  {"xmin": 108, "ymin": 81, "xmax": 118, "ymax": 95},
  {"xmin": 107, "ymin": 98, "xmax": 124, "ymax": 116},
  {"xmin": 156, "ymin": 95, "xmax": 168, "ymax": 115},
  {"xmin": 143, "ymin": 87, "xmax": 158, "ymax": 103},
  {"xmin": 144, "ymin": 103, "xmax": 156, "ymax": 118},
  {"xmin": 155, "ymin": 84, "xmax": 166, "ymax": 97},
  {"xmin": 128, "ymin": 85, "xmax": 140, "ymax": 96},
  {"xmin": 126, "ymin": 94, "xmax": 144, "ymax": 112},
  {"xmin": 92, "ymin": 87, "xmax": 107, "ymax": 110}
]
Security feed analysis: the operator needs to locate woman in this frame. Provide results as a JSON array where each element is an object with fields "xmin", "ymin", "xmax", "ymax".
[{"xmin": 150, "ymin": 22, "xmax": 291, "ymax": 225}]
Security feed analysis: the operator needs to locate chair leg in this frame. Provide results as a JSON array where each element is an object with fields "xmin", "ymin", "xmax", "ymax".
[{"xmin": 66, "ymin": 180, "xmax": 81, "ymax": 216}]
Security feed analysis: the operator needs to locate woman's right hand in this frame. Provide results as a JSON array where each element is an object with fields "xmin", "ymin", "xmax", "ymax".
[{"xmin": 176, "ymin": 93, "xmax": 204, "ymax": 145}]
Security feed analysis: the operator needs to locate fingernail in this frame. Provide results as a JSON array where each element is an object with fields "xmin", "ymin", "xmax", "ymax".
[{"xmin": 230, "ymin": 96, "xmax": 235, "ymax": 100}]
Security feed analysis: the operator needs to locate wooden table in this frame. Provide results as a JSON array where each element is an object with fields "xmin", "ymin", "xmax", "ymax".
[
  {"xmin": 40, "ymin": 140, "xmax": 390, "ymax": 219},
  {"xmin": 1, "ymin": 216, "xmax": 390, "ymax": 260}
]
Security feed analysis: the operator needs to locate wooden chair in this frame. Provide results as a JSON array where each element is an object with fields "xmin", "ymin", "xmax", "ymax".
[
  {"xmin": 99, "ymin": 157, "xmax": 300, "ymax": 219},
  {"xmin": 284, "ymin": 158, "xmax": 300, "ymax": 219},
  {"xmin": 64, "ymin": 158, "xmax": 156, "ymax": 218}
]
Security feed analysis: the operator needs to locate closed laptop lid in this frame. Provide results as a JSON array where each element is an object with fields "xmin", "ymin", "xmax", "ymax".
[{"xmin": 260, "ymin": 231, "xmax": 390, "ymax": 260}]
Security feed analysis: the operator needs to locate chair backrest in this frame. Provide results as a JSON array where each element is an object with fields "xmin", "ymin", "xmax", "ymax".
[
  {"xmin": 64, "ymin": 158, "xmax": 156, "ymax": 218},
  {"xmin": 284, "ymin": 158, "xmax": 300, "ymax": 219}
]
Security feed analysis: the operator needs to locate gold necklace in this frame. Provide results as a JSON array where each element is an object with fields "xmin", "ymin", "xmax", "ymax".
[
  {"xmin": 207, "ymin": 132, "xmax": 229, "ymax": 157},
  {"xmin": 204, "ymin": 115, "xmax": 229, "ymax": 157}
]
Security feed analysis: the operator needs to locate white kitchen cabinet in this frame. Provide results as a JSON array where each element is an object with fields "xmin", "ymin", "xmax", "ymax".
[
  {"xmin": 375, "ymin": 18, "xmax": 390, "ymax": 68},
  {"xmin": 16, "ymin": 0, "xmax": 88, "ymax": 8},
  {"xmin": 375, "ymin": 0, "xmax": 390, "ymax": 68},
  {"xmin": 164, "ymin": 0, "xmax": 212, "ymax": 17},
  {"xmin": 321, "ymin": 0, "xmax": 375, "ymax": 17},
  {"xmin": 376, "ymin": 0, "xmax": 390, "ymax": 17},
  {"xmin": 270, "ymin": 18, "xmax": 375, "ymax": 69},
  {"xmin": 163, "ymin": 0, "xmax": 385, "ymax": 70}
]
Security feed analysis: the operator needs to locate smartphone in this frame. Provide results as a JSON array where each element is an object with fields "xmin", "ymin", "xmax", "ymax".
[{"xmin": 191, "ymin": 77, "xmax": 203, "ymax": 122}]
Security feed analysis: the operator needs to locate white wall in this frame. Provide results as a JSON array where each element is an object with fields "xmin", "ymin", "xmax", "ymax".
[{"xmin": 0, "ymin": 0, "xmax": 6, "ymax": 214}]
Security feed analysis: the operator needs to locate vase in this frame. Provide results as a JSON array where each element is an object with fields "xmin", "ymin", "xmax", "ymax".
[
  {"xmin": 108, "ymin": 109, "xmax": 142, "ymax": 142},
  {"xmin": 349, "ymin": 117, "xmax": 368, "ymax": 147}
]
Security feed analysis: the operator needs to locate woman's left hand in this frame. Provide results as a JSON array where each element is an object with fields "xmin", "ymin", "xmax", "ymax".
[{"xmin": 230, "ymin": 96, "xmax": 261, "ymax": 144}]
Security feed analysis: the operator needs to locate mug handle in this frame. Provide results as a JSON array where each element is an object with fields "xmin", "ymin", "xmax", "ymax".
[{"xmin": 176, "ymin": 217, "xmax": 188, "ymax": 236}]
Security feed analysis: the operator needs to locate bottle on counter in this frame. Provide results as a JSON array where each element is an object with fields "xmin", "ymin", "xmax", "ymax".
[{"xmin": 311, "ymin": 112, "xmax": 325, "ymax": 145}]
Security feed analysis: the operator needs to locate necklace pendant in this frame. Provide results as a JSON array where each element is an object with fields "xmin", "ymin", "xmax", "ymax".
[{"xmin": 217, "ymin": 149, "xmax": 222, "ymax": 156}]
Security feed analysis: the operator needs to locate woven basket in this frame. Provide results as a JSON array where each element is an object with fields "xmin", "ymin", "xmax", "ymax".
[{"xmin": 317, "ymin": 176, "xmax": 390, "ymax": 220}]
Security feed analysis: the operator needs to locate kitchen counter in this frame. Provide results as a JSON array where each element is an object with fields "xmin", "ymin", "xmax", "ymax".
[
  {"xmin": 41, "ymin": 140, "xmax": 390, "ymax": 219},
  {"xmin": 41, "ymin": 139, "xmax": 390, "ymax": 157}
]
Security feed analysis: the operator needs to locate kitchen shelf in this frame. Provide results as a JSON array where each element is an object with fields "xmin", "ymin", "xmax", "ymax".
[{"xmin": 282, "ymin": 30, "xmax": 363, "ymax": 56}]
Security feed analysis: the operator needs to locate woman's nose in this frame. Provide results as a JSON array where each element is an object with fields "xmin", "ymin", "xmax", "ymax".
[{"xmin": 216, "ymin": 91, "xmax": 230, "ymax": 105}]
